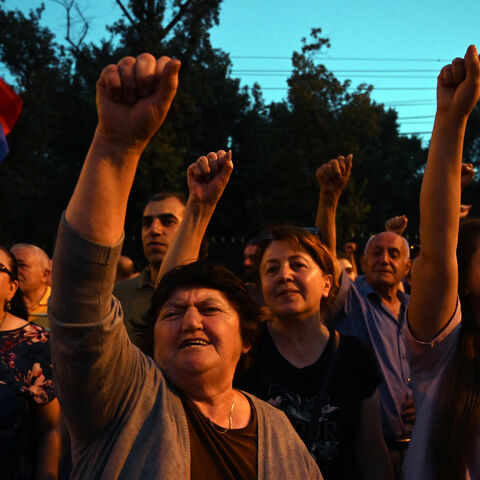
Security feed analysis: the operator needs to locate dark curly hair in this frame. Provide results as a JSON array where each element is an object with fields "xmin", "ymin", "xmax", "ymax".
[{"xmin": 145, "ymin": 260, "xmax": 259, "ymax": 374}]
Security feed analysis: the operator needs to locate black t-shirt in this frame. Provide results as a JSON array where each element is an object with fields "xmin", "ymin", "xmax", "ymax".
[{"xmin": 237, "ymin": 324, "xmax": 381, "ymax": 480}]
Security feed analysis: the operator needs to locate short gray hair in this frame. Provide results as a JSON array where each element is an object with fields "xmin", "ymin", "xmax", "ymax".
[
  {"xmin": 11, "ymin": 243, "xmax": 51, "ymax": 271},
  {"xmin": 363, "ymin": 233, "xmax": 410, "ymax": 259}
]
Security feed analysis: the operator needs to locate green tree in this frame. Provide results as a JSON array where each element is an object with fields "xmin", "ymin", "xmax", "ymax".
[
  {"xmin": 225, "ymin": 28, "xmax": 426, "ymax": 253},
  {"xmin": 0, "ymin": 0, "xmax": 253, "ymax": 263},
  {"xmin": 0, "ymin": 7, "xmax": 432, "ymax": 267}
]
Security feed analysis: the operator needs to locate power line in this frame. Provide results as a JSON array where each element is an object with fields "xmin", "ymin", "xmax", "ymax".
[
  {"xmin": 231, "ymin": 55, "xmax": 450, "ymax": 62},
  {"xmin": 401, "ymin": 121, "xmax": 435, "ymax": 124},
  {"xmin": 260, "ymin": 86, "xmax": 435, "ymax": 91},
  {"xmin": 232, "ymin": 69, "xmax": 440, "ymax": 73},
  {"xmin": 234, "ymin": 73, "xmax": 436, "ymax": 79},
  {"xmin": 385, "ymin": 103, "xmax": 436, "ymax": 107},
  {"xmin": 400, "ymin": 131, "xmax": 432, "ymax": 135},
  {"xmin": 398, "ymin": 115, "xmax": 435, "ymax": 119},
  {"xmin": 382, "ymin": 99, "xmax": 435, "ymax": 104}
]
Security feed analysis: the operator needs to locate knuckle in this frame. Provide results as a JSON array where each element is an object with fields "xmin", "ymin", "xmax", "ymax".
[
  {"xmin": 137, "ymin": 52, "xmax": 155, "ymax": 63},
  {"xmin": 118, "ymin": 56, "xmax": 136, "ymax": 67}
]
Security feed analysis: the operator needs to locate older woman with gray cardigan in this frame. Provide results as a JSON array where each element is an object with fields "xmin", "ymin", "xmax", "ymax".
[{"xmin": 49, "ymin": 53, "xmax": 322, "ymax": 479}]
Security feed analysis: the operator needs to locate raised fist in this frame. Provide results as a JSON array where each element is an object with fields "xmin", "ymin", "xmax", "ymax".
[
  {"xmin": 187, "ymin": 150, "xmax": 233, "ymax": 206},
  {"xmin": 385, "ymin": 215, "xmax": 408, "ymax": 236},
  {"xmin": 437, "ymin": 45, "xmax": 480, "ymax": 120},
  {"xmin": 96, "ymin": 54, "xmax": 180, "ymax": 148},
  {"xmin": 316, "ymin": 154, "xmax": 353, "ymax": 197},
  {"xmin": 461, "ymin": 163, "xmax": 475, "ymax": 190}
]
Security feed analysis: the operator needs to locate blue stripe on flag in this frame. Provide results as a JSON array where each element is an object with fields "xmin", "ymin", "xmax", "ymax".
[{"xmin": 0, "ymin": 123, "xmax": 9, "ymax": 163}]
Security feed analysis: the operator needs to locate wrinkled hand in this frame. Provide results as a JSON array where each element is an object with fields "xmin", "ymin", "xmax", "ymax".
[
  {"xmin": 187, "ymin": 150, "xmax": 233, "ymax": 206},
  {"xmin": 437, "ymin": 45, "xmax": 480, "ymax": 120},
  {"xmin": 460, "ymin": 204, "xmax": 472, "ymax": 219},
  {"xmin": 461, "ymin": 163, "xmax": 475, "ymax": 190},
  {"xmin": 316, "ymin": 154, "xmax": 353, "ymax": 197},
  {"xmin": 385, "ymin": 214, "xmax": 408, "ymax": 235},
  {"xmin": 96, "ymin": 54, "xmax": 180, "ymax": 148},
  {"xmin": 344, "ymin": 242, "xmax": 357, "ymax": 254},
  {"xmin": 402, "ymin": 399, "xmax": 416, "ymax": 425}
]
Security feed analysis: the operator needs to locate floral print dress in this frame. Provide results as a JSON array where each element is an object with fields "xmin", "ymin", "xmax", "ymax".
[{"xmin": 0, "ymin": 323, "xmax": 55, "ymax": 480}]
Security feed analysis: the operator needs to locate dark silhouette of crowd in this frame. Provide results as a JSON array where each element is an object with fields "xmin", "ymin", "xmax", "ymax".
[{"xmin": 1, "ymin": 44, "xmax": 480, "ymax": 480}]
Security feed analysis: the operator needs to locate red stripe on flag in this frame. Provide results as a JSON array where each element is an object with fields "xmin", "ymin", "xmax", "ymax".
[{"xmin": 0, "ymin": 77, "xmax": 22, "ymax": 135}]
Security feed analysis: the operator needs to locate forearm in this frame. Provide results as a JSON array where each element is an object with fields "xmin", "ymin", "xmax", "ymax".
[
  {"xmin": 49, "ymin": 217, "xmax": 131, "ymax": 439},
  {"xmin": 65, "ymin": 129, "xmax": 146, "ymax": 245},
  {"xmin": 34, "ymin": 399, "xmax": 61, "ymax": 480},
  {"xmin": 157, "ymin": 199, "xmax": 216, "ymax": 284},
  {"xmin": 35, "ymin": 428, "xmax": 60, "ymax": 480},
  {"xmin": 355, "ymin": 392, "xmax": 394, "ymax": 480},
  {"xmin": 316, "ymin": 191, "xmax": 343, "ymax": 283},
  {"xmin": 410, "ymin": 114, "xmax": 465, "ymax": 337},
  {"xmin": 315, "ymin": 191, "xmax": 338, "ymax": 256},
  {"xmin": 419, "ymin": 113, "xmax": 466, "ymax": 263}
]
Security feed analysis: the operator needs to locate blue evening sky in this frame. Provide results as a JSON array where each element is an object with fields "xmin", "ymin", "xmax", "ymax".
[{"xmin": 4, "ymin": 0, "xmax": 480, "ymax": 144}]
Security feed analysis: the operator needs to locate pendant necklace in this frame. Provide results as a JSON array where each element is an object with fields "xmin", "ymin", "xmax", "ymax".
[{"xmin": 209, "ymin": 393, "xmax": 235, "ymax": 434}]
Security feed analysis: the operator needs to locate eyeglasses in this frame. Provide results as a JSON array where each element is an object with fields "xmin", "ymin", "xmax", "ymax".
[{"xmin": 0, "ymin": 263, "xmax": 15, "ymax": 280}]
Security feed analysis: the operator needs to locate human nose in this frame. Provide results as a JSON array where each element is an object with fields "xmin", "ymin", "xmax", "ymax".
[
  {"xmin": 276, "ymin": 263, "xmax": 294, "ymax": 282},
  {"xmin": 378, "ymin": 250, "xmax": 389, "ymax": 264},
  {"xmin": 150, "ymin": 217, "xmax": 165, "ymax": 235},
  {"xmin": 182, "ymin": 306, "xmax": 203, "ymax": 331}
]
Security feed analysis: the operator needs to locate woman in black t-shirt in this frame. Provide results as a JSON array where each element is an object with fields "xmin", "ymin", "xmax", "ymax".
[{"xmin": 237, "ymin": 226, "xmax": 393, "ymax": 480}]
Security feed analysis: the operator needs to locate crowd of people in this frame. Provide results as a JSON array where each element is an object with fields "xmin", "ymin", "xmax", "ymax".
[{"xmin": 1, "ymin": 44, "xmax": 480, "ymax": 479}]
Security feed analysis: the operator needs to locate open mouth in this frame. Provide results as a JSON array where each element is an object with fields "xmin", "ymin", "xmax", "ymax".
[
  {"xmin": 179, "ymin": 339, "xmax": 212, "ymax": 349},
  {"xmin": 277, "ymin": 289, "xmax": 300, "ymax": 297}
]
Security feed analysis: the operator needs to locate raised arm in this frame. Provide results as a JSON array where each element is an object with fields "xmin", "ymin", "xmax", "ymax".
[
  {"xmin": 157, "ymin": 150, "xmax": 233, "ymax": 283},
  {"xmin": 409, "ymin": 45, "xmax": 480, "ymax": 340},
  {"xmin": 65, "ymin": 54, "xmax": 180, "ymax": 244},
  {"xmin": 50, "ymin": 54, "xmax": 180, "ymax": 442},
  {"xmin": 315, "ymin": 154, "xmax": 353, "ymax": 282}
]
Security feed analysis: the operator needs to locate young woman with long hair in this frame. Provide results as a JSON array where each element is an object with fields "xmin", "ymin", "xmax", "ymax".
[{"xmin": 405, "ymin": 45, "xmax": 480, "ymax": 479}]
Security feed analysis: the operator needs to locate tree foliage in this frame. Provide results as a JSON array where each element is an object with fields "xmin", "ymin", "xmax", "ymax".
[{"xmin": 0, "ymin": 3, "xmax": 458, "ymax": 270}]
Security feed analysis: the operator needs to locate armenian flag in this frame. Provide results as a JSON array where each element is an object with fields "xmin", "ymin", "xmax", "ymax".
[{"xmin": 0, "ymin": 77, "xmax": 23, "ymax": 163}]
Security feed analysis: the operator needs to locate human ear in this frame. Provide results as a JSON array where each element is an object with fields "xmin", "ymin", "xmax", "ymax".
[
  {"xmin": 322, "ymin": 274, "xmax": 333, "ymax": 297},
  {"xmin": 7, "ymin": 280, "xmax": 18, "ymax": 302},
  {"xmin": 42, "ymin": 268, "xmax": 50, "ymax": 282},
  {"xmin": 405, "ymin": 258, "xmax": 412, "ymax": 275}
]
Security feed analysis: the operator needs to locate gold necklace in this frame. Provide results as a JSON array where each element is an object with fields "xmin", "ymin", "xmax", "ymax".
[{"xmin": 209, "ymin": 393, "xmax": 235, "ymax": 434}]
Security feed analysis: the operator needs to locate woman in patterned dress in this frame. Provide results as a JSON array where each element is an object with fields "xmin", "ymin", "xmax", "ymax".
[{"xmin": 0, "ymin": 246, "xmax": 60, "ymax": 479}]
